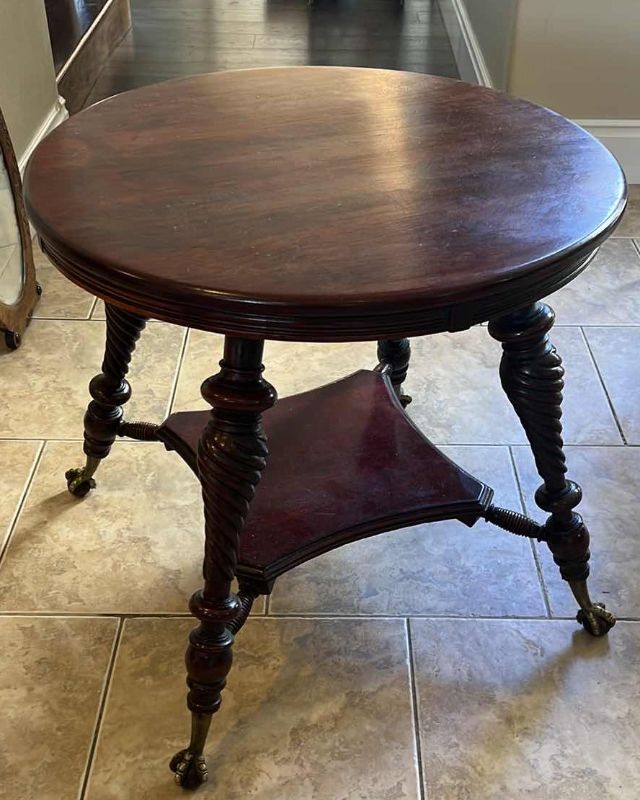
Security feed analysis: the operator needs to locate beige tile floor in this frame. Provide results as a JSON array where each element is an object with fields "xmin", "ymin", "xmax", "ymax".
[{"xmin": 1, "ymin": 191, "xmax": 639, "ymax": 799}]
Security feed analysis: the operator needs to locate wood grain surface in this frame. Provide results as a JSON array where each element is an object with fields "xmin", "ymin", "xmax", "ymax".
[{"xmin": 25, "ymin": 67, "xmax": 626, "ymax": 340}]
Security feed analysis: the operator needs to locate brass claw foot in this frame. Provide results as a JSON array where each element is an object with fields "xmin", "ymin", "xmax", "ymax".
[
  {"xmin": 170, "ymin": 748, "xmax": 208, "ymax": 789},
  {"xmin": 65, "ymin": 467, "xmax": 97, "ymax": 498},
  {"xmin": 570, "ymin": 578, "xmax": 616, "ymax": 636},
  {"xmin": 576, "ymin": 603, "xmax": 616, "ymax": 637},
  {"xmin": 65, "ymin": 455, "xmax": 101, "ymax": 497}
]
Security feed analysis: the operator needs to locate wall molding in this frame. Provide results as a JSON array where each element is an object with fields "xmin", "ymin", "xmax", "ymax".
[
  {"xmin": 18, "ymin": 95, "xmax": 68, "ymax": 174},
  {"xmin": 437, "ymin": 0, "xmax": 492, "ymax": 87}
]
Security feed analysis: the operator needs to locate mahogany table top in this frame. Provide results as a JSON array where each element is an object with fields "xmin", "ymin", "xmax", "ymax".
[{"xmin": 25, "ymin": 67, "xmax": 626, "ymax": 340}]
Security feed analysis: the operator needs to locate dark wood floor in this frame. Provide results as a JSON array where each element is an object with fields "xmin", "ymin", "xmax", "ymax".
[
  {"xmin": 46, "ymin": 0, "xmax": 111, "ymax": 73},
  {"xmin": 86, "ymin": 0, "xmax": 458, "ymax": 104}
]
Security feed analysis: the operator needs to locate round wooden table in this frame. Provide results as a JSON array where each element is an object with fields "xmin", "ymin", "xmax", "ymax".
[{"xmin": 24, "ymin": 67, "xmax": 626, "ymax": 790}]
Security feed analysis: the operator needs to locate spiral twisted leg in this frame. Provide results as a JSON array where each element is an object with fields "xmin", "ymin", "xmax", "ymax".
[
  {"xmin": 376, "ymin": 338, "xmax": 412, "ymax": 407},
  {"xmin": 489, "ymin": 303, "xmax": 615, "ymax": 636},
  {"xmin": 170, "ymin": 337, "xmax": 276, "ymax": 789},
  {"xmin": 66, "ymin": 304, "xmax": 147, "ymax": 497}
]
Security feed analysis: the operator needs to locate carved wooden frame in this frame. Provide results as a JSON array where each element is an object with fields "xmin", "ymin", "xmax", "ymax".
[{"xmin": 0, "ymin": 105, "xmax": 40, "ymax": 348}]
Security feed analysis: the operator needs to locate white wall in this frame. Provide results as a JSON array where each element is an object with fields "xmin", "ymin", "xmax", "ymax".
[
  {"xmin": 510, "ymin": 0, "xmax": 640, "ymax": 120},
  {"xmin": 0, "ymin": 0, "xmax": 65, "ymax": 164}
]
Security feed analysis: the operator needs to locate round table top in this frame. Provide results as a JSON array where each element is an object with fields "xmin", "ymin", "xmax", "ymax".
[{"xmin": 25, "ymin": 67, "xmax": 626, "ymax": 341}]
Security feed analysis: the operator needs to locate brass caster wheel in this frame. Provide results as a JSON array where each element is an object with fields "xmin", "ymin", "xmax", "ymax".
[
  {"xmin": 4, "ymin": 330, "xmax": 21, "ymax": 350},
  {"xmin": 576, "ymin": 602, "xmax": 616, "ymax": 637},
  {"xmin": 65, "ymin": 467, "xmax": 96, "ymax": 498},
  {"xmin": 170, "ymin": 748, "xmax": 208, "ymax": 789},
  {"xmin": 36, "ymin": 282, "xmax": 43, "ymax": 297}
]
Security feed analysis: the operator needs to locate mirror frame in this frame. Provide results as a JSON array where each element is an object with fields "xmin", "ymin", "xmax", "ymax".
[{"xmin": 0, "ymin": 104, "xmax": 40, "ymax": 349}]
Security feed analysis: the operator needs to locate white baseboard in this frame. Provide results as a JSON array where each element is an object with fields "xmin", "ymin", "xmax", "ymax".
[
  {"xmin": 437, "ymin": 0, "xmax": 492, "ymax": 87},
  {"xmin": 575, "ymin": 120, "xmax": 640, "ymax": 184},
  {"xmin": 18, "ymin": 95, "xmax": 68, "ymax": 175}
]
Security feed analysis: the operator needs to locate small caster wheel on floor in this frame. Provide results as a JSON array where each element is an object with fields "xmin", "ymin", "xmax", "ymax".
[
  {"xmin": 170, "ymin": 748, "xmax": 208, "ymax": 789},
  {"xmin": 36, "ymin": 282, "xmax": 43, "ymax": 296},
  {"xmin": 65, "ymin": 467, "xmax": 97, "ymax": 498},
  {"xmin": 576, "ymin": 602, "xmax": 616, "ymax": 637},
  {"xmin": 4, "ymin": 330, "xmax": 21, "ymax": 350}
]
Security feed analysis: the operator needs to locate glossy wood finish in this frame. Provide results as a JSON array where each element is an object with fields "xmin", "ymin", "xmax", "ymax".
[
  {"xmin": 65, "ymin": 304, "xmax": 147, "ymax": 497},
  {"xmin": 170, "ymin": 336, "xmax": 276, "ymax": 789},
  {"xmin": 159, "ymin": 369, "xmax": 491, "ymax": 587},
  {"xmin": 489, "ymin": 302, "xmax": 616, "ymax": 636},
  {"xmin": 23, "ymin": 64, "xmax": 626, "ymax": 790},
  {"xmin": 377, "ymin": 338, "xmax": 412, "ymax": 406},
  {"xmin": 25, "ymin": 68, "xmax": 626, "ymax": 341}
]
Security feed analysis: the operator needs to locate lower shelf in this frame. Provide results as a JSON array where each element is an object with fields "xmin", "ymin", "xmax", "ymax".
[{"xmin": 158, "ymin": 370, "xmax": 492, "ymax": 586}]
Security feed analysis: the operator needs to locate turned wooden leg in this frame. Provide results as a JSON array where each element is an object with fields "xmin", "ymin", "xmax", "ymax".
[
  {"xmin": 376, "ymin": 338, "xmax": 412, "ymax": 407},
  {"xmin": 170, "ymin": 337, "xmax": 276, "ymax": 789},
  {"xmin": 489, "ymin": 302, "xmax": 615, "ymax": 636},
  {"xmin": 65, "ymin": 303, "xmax": 147, "ymax": 497}
]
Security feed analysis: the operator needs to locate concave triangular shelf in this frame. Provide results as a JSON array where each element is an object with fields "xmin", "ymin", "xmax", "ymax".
[{"xmin": 158, "ymin": 370, "xmax": 493, "ymax": 589}]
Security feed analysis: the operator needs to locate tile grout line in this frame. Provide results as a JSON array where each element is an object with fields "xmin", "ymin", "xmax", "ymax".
[
  {"xmin": 31, "ymin": 314, "xmax": 171, "ymax": 323},
  {"xmin": 405, "ymin": 618, "xmax": 427, "ymax": 800},
  {"xmin": 78, "ymin": 616, "xmax": 125, "ymax": 800},
  {"xmin": 508, "ymin": 446, "xmax": 552, "ymax": 618},
  {"xmin": 166, "ymin": 327, "xmax": 190, "ymax": 417},
  {"xmin": 0, "ymin": 437, "xmax": 149, "ymax": 443},
  {"xmin": 3, "ymin": 609, "xmax": 625, "ymax": 620},
  {"xmin": 435, "ymin": 442, "xmax": 629, "ymax": 449},
  {"xmin": 0, "ymin": 441, "xmax": 46, "ymax": 569},
  {"xmin": 0, "ymin": 437, "xmax": 634, "ymax": 448},
  {"xmin": 579, "ymin": 325, "xmax": 628, "ymax": 445},
  {"xmin": 2, "ymin": 609, "xmax": 639, "ymax": 622},
  {"xmin": 33, "ymin": 314, "xmax": 96, "ymax": 322}
]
